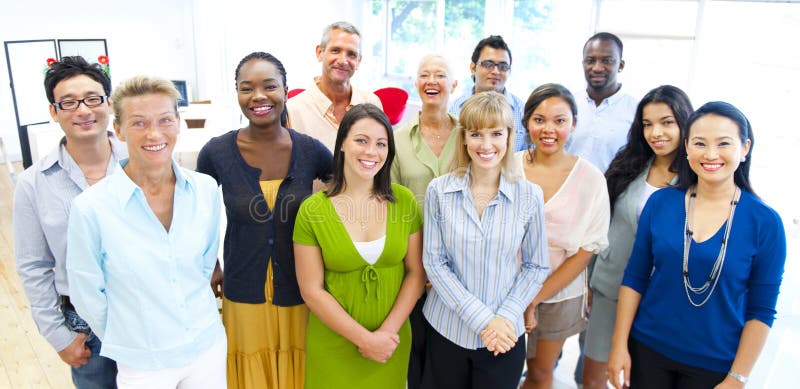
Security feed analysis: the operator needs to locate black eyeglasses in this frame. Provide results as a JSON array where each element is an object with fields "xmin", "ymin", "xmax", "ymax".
[
  {"xmin": 477, "ymin": 60, "xmax": 511, "ymax": 72},
  {"xmin": 53, "ymin": 95, "xmax": 107, "ymax": 111}
]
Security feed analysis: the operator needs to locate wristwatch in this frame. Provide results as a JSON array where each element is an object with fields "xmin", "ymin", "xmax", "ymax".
[{"xmin": 728, "ymin": 370, "xmax": 748, "ymax": 384}]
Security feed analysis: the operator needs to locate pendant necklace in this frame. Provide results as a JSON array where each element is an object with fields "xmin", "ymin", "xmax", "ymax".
[
  {"xmin": 420, "ymin": 112, "xmax": 448, "ymax": 140},
  {"xmin": 682, "ymin": 186, "xmax": 741, "ymax": 307}
]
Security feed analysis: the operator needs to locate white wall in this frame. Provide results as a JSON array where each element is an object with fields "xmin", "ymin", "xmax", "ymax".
[
  {"xmin": 0, "ymin": 0, "xmax": 196, "ymax": 162},
  {"xmin": 0, "ymin": 0, "xmax": 380, "ymax": 163},
  {"xmin": 190, "ymin": 0, "xmax": 373, "ymax": 131}
]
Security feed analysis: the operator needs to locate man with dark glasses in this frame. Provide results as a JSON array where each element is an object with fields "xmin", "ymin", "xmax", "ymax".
[{"xmin": 448, "ymin": 35, "xmax": 526, "ymax": 151}]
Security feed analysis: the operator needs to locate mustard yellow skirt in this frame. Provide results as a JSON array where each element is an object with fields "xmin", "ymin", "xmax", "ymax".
[{"xmin": 222, "ymin": 261, "xmax": 308, "ymax": 389}]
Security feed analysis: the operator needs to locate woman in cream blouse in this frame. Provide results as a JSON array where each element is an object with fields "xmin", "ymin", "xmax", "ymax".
[{"xmin": 516, "ymin": 83, "xmax": 610, "ymax": 389}]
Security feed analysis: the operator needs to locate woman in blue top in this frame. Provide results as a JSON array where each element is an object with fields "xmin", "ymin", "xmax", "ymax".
[
  {"xmin": 421, "ymin": 91, "xmax": 550, "ymax": 389},
  {"xmin": 582, "ymin": 85, "xmax": 694, "ymax": 389},
  {"xmin": 607, "ymin": 102, "xmax": 786, "ymax": 389},
  {"xmin": 196, "ymin": 52, "xmax": 332, "ymax": 389}
]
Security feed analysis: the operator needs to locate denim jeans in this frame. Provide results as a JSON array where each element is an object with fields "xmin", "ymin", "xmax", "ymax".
[{"xmin": 63, "ymin": 304, "xmax": 118, "ymax": 389}]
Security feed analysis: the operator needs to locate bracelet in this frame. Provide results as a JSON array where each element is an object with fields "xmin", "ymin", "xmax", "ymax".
[{"xmin": 728, "ymin": 370, "xmax": 748, "ymax": 384}]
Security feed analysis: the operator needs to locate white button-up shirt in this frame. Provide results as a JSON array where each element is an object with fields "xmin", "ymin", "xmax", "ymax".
[{"xmin": 565, "ymin": 88, "xmax": 638, "ymax": 172}]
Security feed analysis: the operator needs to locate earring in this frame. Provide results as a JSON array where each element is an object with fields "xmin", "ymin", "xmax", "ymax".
[
  {"xmin": 741, "ymin": 156, "xmax": 747, "ymax": 162},
  {"xmin": 686, "ymin": 155, "xmax": 690, "ymax": 160}
]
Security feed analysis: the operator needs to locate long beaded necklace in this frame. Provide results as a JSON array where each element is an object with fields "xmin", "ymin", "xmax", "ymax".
[{"xmin": 682, "ymin": 186, "xmax": 741, "ymax": 307}]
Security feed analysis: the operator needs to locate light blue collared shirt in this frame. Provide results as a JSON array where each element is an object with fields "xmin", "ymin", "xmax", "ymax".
[
  {"xmin": 66, "ymin": 160, "xmax": 224, "ymax": 370},
  {"xmin": 564, "ymin": 87, "xmax": 638, "ymax": 172},
  {"xmin": 13, "ymin": 134, "xmax": 126, "ymax": 352},
  {"xmin": 448, "ymin": 87, "xmax": 527, "ymax": 152},
  {"xmin": 422, "ymin": 168, "xmax": 550, "ymax": 349}
]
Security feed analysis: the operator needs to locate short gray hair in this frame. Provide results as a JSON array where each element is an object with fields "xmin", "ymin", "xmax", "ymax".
[{"xmin": 320, "ymin": 21, "xmax": 361, "ymax": 51}]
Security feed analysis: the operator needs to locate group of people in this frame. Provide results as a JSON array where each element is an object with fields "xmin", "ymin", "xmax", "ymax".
[{"xmin": 13, "ymin": 20, "xmax": 786, "ymax": 389}]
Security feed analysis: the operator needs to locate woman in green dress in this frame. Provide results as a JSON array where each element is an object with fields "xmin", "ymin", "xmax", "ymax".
[{"xmin": 293, "ymin": 103, "xmax": 425, "ymax": 389}]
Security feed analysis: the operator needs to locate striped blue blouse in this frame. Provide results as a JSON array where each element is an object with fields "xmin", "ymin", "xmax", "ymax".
[{"xmin": 422, "ymin": 169, "xmax": 550, "ymax": 349}]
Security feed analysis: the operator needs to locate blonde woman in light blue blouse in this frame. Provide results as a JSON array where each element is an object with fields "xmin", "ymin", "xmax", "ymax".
[{"xmin": 67, "ymin": 76, "xmax": 225, "ymax": 388}]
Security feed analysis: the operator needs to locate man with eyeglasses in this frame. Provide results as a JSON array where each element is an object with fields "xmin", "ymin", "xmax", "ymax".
[
  {"xmin": 565, "ymin": 32, "xmax": 638, "ymax": 173},
  {"xmin": 448, "ymin": 35, "xmax": 526, "ymax": 151},
  {"xmin": 14, "ymin": 55, "xmax": 124, "ymax": 388}
]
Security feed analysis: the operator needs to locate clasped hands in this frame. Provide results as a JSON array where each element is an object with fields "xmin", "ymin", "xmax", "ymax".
[
  {"xmin": 357, "ymin": 328, "xmax": 400, "ymax": 364},
  {"xmin": 479, "ymin": 316, "xmax": 517, "ymax": 356}
]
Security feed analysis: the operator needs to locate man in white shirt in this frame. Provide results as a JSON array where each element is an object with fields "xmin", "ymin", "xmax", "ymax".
[
  {"xmin": 14, "ymin": 56, "xmax": 125, "ymax": 388},
  {"xmin": 564, "ymin": 32, "xmax": 638, "ymax": 388},
  {"xmin": 566, "ymin": 32, "xmax": 638, "ymax": 172},
  {"xmin": 287, "ymin": 21, "xmax": 382, "ymax": 150}
]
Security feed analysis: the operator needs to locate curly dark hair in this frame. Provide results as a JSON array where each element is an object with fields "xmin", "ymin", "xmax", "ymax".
[{"xmin": 605, "ymin": 85, "xmax": 693, "ymax": 214}]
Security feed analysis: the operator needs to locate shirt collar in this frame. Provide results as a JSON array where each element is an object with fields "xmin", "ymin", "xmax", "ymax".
[
  {"xmin": 311, "ymin": 76, "xmax": 354, "ymax": 126},
  {"xmin": 408, "ymin": 112, "xmax": 458, "ymax": 137},
  {"xmin": 582, "ymin": 84, "xmax": 627, "ymax": 106},
  {"xmin": 38, "ymin": 137, "xmax": 65, "ymax": 172},
  {"xmin": 111, "ymin": 158, "xmax": 191, "ymax": 208},
  {"xmin": 38, "ymin": 131, "xmax": 127, "ymax": 173},
  {"xmin": 39, "ymin": 131, "xmax": 128, "ymax": 171},
  {"xmin": 468, "ymin": 86, "xmax": 518, "ymax": 109},
  {"xmin": 464, "ymin": 85, "xmax": 513, "ymax": 99},
  {"xmin": 442, "ymin": 165, "xmax": 515, "ymax": 203}
]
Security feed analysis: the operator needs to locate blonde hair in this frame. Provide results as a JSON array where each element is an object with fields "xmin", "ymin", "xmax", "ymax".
[
  {"xmin": 112, "ymin": 76, "xmax": 181, "ymax": 123},
  {"xmin": 417, "ymin": 54, "xmax": 454, "ymax": 78},
  {"xmin": 451, "ymin": 91, "xmax": 518, "ymax": 180}
]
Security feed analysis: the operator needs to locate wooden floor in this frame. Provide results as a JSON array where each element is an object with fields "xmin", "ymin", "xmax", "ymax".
[{"xmin": 0, "ymin": 162, "xmax": 74, "ymax": 389}]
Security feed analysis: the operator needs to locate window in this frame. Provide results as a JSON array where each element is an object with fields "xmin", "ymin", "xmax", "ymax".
[
  {"xmin": 365, "ymin": 0, "xmax": 487, "ymax": 96},
  {"xmin": 365, "ymin": 0, "xmax": 593, "ymax": 102}
]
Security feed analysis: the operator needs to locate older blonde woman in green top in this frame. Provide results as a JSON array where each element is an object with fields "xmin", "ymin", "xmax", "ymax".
[
  {"xmin": 391, "ymin": 54, "xmax": 459, "ymax": 208},
  {"xmin": 390, "ymin": 53, "xmax": 458, "ymax": 389}
]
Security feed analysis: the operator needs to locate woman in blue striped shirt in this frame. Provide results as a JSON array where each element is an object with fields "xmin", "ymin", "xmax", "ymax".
[{"xmin": 421, "ymin": 91, "xmax": 550, "ymax": 389}]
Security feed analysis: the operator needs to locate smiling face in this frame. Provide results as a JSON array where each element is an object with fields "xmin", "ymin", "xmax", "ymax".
[
  {"xmin": 526, "ymin": 97, "xmax": 575, "ymax": 154},
  {"xmin": 470, "ymin": 46, "xmax": 510, "ymax": 93},
  {"xmin": 236, "ymin": 59, "xmax": 286, "ymax": 127},
  {"xmin": 642, "ymin": 102, "xmax": 681, "ymax": 161},
  {"xmin": 114, "ymin": 93, "xmax": 180, "ymax": 170},
  {"xmin": 685, "ymin": 114, "xmax": 751, "ymax": 188},
  {"xmin": 416, "ymin": 56, "xmax": 457, "ymax": 109},
  {"xmin": 340, "ymin": 117, "xmax": 389, "ymax": 183},
  {"xmin": 465, "ymin": 126, "xmax": 508, "ymax": 173},
  {"xmin": 582, "ymin": 39, "xmax": 624, "ymax": 92},
  {"xmin": 317, "ymin": 29, "xmax": 361, "ymax": 85},
  {"xmin": 49, "ymin": 75, "xmax": 111, "ymax": 142}
]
